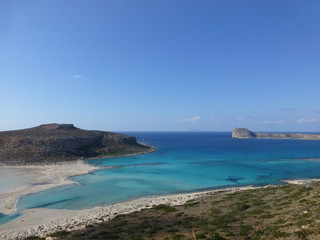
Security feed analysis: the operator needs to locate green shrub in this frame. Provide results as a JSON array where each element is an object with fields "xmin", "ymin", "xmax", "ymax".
[
  {"xmin": 154, "ymin": 204, "xmax": 177, "ymax": 213},
  {"xmin": 50, "ymin": 230, "xmax": 71, "ymax": 237}
]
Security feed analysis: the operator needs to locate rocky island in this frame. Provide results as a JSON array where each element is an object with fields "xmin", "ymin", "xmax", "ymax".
[
  {"xmin": 232, "ymin": 128, "xmax": 320, "ymax": 140},
  {"xmin": 0, "ymin": 123, "xmax": 154, "ymax": 165}
]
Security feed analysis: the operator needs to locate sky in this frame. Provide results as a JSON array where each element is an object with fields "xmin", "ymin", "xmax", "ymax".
[{"xmin": 1, "ymin": 0, "xmax": 320, "ymax": 132}]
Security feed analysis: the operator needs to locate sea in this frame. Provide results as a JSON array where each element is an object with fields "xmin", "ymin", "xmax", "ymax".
[{"xmin": 2, "ymin": 132, "xmax": 320, "ymax": 225}]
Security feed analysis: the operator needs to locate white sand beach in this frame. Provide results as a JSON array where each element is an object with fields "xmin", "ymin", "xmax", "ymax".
[
  {"xmin": 0, "ymin": 161, "xmax": 100, "ymax": 215},
  {"xmin": 0, "ymin": 169, "xmax": 41, "ymax": 195}
]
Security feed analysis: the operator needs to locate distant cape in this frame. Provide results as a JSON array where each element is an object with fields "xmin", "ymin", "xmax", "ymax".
[
  {"xmin": 0, "ymin": 124, "xmax": 154, "ymax": 165},
  {"xmin": 232, "ymin": 128, "xmax": 320, "ymax": 140}
]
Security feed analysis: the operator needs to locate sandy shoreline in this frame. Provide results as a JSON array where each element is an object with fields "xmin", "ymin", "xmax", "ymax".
[
  {"xmin": 0, "ymin": 185, "xmax": 261, "ymax": 240},
  {"xmin": 0, "ymin": 144, "xmax": 155, "ymax": 215},
  {"xmin": 0, "ymin": 179, "xmax": 318, "ymax": 240},
  {"xmin": 0, "ymin": 160, "xmax": 101, "ymax": 215},
  {"xmin": 0, "ymin": 158, "xmax": 318, "ymax": 239}
]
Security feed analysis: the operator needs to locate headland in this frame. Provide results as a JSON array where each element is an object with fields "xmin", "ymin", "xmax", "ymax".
[
  {"xmin": 232, "ymin": 128, "xmax": 320, "ymax": 140},
  {"xmin": 0, "ymin": 124, "xmax": 155, "ymax": 220},
  {"xmin": 0, "ymin": 123, "xmax": 154, "ymax": 165}
]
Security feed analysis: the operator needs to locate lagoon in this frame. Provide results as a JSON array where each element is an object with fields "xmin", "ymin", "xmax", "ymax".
[{"xmin": 16, "ymin": 132, "xmax": 320, "ymax": 212}]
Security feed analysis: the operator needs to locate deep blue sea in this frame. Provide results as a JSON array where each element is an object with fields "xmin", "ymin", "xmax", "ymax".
[{"xmin": 2, "ymin": 132, "xmax": 320, "ymax": 225}]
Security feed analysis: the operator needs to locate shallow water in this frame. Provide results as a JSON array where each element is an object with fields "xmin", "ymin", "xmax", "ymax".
[
  {"xmin": 0, "ymin": 212, "xmax": 22, "ymax": 226},
  {"xmin": 0, "ymin": 168, "xmax": 40, "ymax": 225},
  {"xmin": 16, "ymin": 132, "xmax": 320, "ymax": 213}
]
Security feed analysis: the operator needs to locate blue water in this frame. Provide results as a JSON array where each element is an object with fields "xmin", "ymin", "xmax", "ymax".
[{"xmin": 3, "ymin": 132, "xmax": 320, "ymax": 225}]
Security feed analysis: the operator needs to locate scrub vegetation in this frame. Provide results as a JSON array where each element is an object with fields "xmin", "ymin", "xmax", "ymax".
[{"xmin": 36, "ymin": 183, "xmax": 320, "ymax": 239}]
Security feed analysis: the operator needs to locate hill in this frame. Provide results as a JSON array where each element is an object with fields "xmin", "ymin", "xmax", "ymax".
[{"xmin": 0, "ymin": 124, "xmax": 153, "ymax": 165}]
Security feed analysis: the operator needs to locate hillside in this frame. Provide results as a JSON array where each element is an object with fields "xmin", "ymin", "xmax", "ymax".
[{"xmin": 0, "ymin": 124, "xmax": 153, "ymax": 165}]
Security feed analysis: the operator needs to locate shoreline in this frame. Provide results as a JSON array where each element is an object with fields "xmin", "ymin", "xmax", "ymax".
[
  {"xmin": 0, "ymin": 179, "xmax": 318, "ymax": 239},
  {"xmin": 85, "ymin": 145, "xmax": 157, "ymax": 160},
  {"xmin": 0, "ymin": 144, "xmax": 319, "ymax": 239},
  {"xmin": 0, "ymin": 160, "xmax": 101, "ymax": 215},
  {"xmin": 0, "ymin": 185, "xmax": 263, "ymax": 239},
  {"xmin": 0, "ymin": 144, "xmax": 156, "ymax": 215}
]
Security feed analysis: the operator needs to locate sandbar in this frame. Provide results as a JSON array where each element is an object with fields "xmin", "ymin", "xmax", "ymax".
[{"xmin": 0, "ymin": 160, "xmax": 100, "ymax": 215}]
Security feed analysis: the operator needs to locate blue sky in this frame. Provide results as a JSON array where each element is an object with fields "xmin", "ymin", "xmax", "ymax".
[{"xmin": 1, "ymin": 0, "xmax": 320, "ymax": 132}]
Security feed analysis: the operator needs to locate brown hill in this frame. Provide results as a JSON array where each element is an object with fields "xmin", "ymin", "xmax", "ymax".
[{"xmin": 0, "ymin": 124, "xmax": 153, "ymax": 165}]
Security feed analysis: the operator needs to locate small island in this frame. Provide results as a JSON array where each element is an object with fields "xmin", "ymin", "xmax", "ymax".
[
  {"xmin": 0, "ymin": 123, "xmax": 154, "ymax": 165},
  {"xmin": 232, "ymin": 128, "xmax": 320, "ymax": 140}
]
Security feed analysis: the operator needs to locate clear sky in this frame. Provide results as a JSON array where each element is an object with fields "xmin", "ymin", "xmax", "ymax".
[{"xmin": 1, "ymin": 0, "xmax": 320, "ymax": 132}]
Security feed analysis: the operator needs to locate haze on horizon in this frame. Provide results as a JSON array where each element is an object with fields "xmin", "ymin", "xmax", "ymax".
[{"xmin": 1, "ymin": 0, "xmax": 320, "ymax": 132}]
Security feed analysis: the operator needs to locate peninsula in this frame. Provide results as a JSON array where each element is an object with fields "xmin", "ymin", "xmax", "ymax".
[
  {"xmin": 232, "ymin": 128, "xmax": 320, "ymax": 140},
  {"xmin": 0, "ymin": 124, "xmax": 155, "ymax": 215},
  {"xmin": 0, "ymin": 123, "xmax": 154, "ymax": 165}
]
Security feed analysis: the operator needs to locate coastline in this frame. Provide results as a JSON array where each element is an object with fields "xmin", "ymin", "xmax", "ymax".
[
  {"xmin": 0, "ymin": 144, "xmax": 319, "ymax": 239},
  {"xmin": 85, "ymin": 144, "xmax": 157, "ymax": 160},
  {"xmin": 0, "ymin": 144, "xmax": 156, "ymax": 215},
  {"xmin": 0, "ymin": 185, "xmax": 260, "ymax": 239},
  {"xmin": 0, "ymin": 179, "xmax": 318, "ymax": 239},
  {"xmin": 0, "ymin": 160, "xmax": 101, "ymax": 215}
]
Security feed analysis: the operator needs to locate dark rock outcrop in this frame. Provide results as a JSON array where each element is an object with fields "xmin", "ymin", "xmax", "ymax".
[
  {"xmin": 0, "ymin": 124, "xmax": 154, "ymax": 165},
  {"xmin": 232, "ymin": 128, "xmax": 320, "ymax": 140}
]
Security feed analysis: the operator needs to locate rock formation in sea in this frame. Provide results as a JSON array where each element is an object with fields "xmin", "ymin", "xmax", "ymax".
[
  {"xmin": 0, "ymin": 124, "xmax": 153, "ymax": 165},
  {"xmin": 232, "ymin": 128, "xmax": 256, "ymax": 138},
  {"xmin": 232, "ymin": 128, "xmax": 320, "ymax": 140}
]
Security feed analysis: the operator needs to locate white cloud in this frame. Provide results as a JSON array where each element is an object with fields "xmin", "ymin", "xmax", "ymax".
[
  {"xmin": 237, "ymin": 117, "xmax": 243, "ymax": 121},
  {"xmin": 261, "ymin": 120, "xmax": 286, "ymax": 124},
  {"xmin": 297, "ymin": 117, "xmax": 317, "ymax": 123},
  {"xmin": 178, "ymin": 116, "xmax": 201, "ymax": 124},
  {"xmin": 72, "ymin": 74, "xmax": 84, "ymax": 79},
  {"xmin": 211, "ymin": 117, "xmax": 216, "ymax": 121}
]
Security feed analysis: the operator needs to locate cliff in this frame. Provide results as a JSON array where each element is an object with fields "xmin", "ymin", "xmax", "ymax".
[
  {"xmin": 0, "ymin": 124, "xmax": 153, "ymax": 165},
  {"xmin": 232, "ymin": 128, "xmax": 320, "ymax": 140}
]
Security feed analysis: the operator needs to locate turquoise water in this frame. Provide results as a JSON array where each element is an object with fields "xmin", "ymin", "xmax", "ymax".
[
  {"xmin": 3, "ymin": 132, "xmax": 320, "ymax": 224},
  {"xmin": 0, "ymin": 212, "xmax": 22, "ymax": 226}
]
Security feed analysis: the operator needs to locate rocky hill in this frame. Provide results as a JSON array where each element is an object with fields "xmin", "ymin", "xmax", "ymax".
[
  {"xmin": 232, "ymin": 128, "xmax": 320, "ymax": 140},
  {"xmin": 0, "ymin": 124, "xmax": 153, "ymax": 165}
]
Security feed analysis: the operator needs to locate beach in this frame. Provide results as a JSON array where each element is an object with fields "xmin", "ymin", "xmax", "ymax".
[
  {"xmin": 0, "ymin": 161, "xmax": 100, "ymax": 215},
  {"xmin": 0, "ymin": 184, "xmax": 259, "ymax": 239},
  {"xmin": 0, "ymin": 160, "xmax": 319, "ymax": 239}
]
